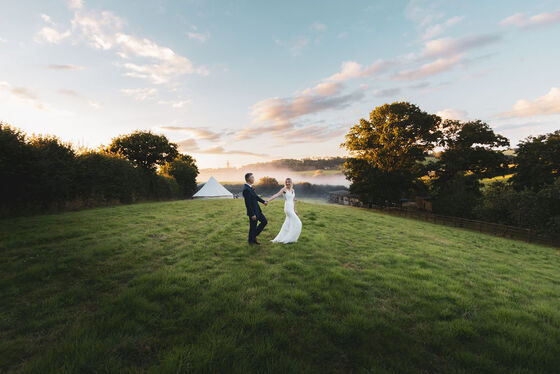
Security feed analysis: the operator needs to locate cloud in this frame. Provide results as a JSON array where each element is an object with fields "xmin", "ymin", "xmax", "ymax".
[
  {"xmin": 392, "ymin": 53, "xmax": 464, "ymax": 80},
  {"xmin": 419, "ymin": 33, "xmax": 501, "ymax": 60},
  {"xmin": 41, "ymin": 14, "xmax": 55, "ymax": 25},
  {"xmin": 249, "ymin": 86, "xmax": 365, "ymax": 128},
  {"xmin": 500, "ymin": 9, "xmax": 560, "ymax": 29},
  {"xmin": 422, "ymin": 16, "xmax": 464, "ymax": 40},
  {"xmin": 240, "ymin": 65, "xmax": 368, "ymax": 143},
  {"xmin": 158, "ymin": 126, "xmax": 222, "ymax": 140},
  {"xmin": 373, "ymin": 87, "xmax": 402, "ymax": 97},
  {"xmin": 120, "ymin": 87, "xmax": 158, "ymax": 101},
  {"xmin": 0, "ymin": 37, "xmax": 6, "ymax": 43},
  {"xmin": 409, "ymin": 81, "xmax": 430, "ymax": 89},
  {"xmin": 67, "ymin": 0, "xmax": 83, "ymax": 9},
  {"xmin": 327, "ymin": 60, "xmax": 391, "ymax": 82},
  {"xmin": 35, "ymin": 27, "xmax": 71, "ymax": 44},
  {"xmin": 187, "ymin": 31, "xmax": 210, "ymax": 42},
  {"xmin": 36, "ymin": 4, "xmax": 209, "ymax": 84},
  {"xmin": 58, "ymin": 88, "xmax": 103, "ymax": 108},
  {"xmin": 0, "ymin": 81, "xmax": 48, "ymax": 111},
  {"xmin": 301, "ymin": 81, "xmax": 343, "ymax": 96},
  {"xmin": 275, "ymin": 36, "xmax": 310, "ymax": 56},
  {"xmin": 198, "ymin": 146, "xmax": 269, "ymax": 157},
  {"xmin": 157, "ymin": 99, "xmax": 190, "ymax": 108},
  {"xmin": 436, "ymin": 108, "xmax": 468, "ymax": 121},
  {"xmin": 501, "ymin": 87, "xmax": 560, "ymax": 118},
  {"xmin": 405, "ymin": 0, "xmax": 444, "ymax": 29},
  {"xmin": 176, "ymin": 138, "xmax": 200, "ymax": 151},
  {"xmin": 236, "ymin": 121, "xmax": 347, "ymax": 144},
  {"xmin": 45, "ymin": 64, "xmax": 83, "ymax": 70},
  {"xmin": 311, "ymin": 22, "xmax": 327, "ymax": 31},
  {"xmin": 176, "ymin": 138, "xmax": 268, "ymax": 157}
]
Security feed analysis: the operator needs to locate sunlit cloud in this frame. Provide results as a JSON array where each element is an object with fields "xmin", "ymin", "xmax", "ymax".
[
  {"xmin": 58, "ymin": 89, "xmax": 103, "ymax": 109},
  {"xmin": 418, "ymin": 33, "xmax": 501, "ymax": 60},
  {"xmin": 327, "ymin": 60, "xmax": 391, "ymax": 82},
  {"xmin": 500, "ymin": 9, "xmax": 560, "ymax": 29},
  {"xmin": 35, "ymin": 3, "xmax": 209, "ymax": 84},
  {"xmin": 436, "ymin": 108, "xmax": 469, "ymax": 121},
  {"xmin": 501, "ymin": 87, "xmax": 560, "ymax": 118},
  {"xmin": 176, "ymin": 138, "xmax": 268, "ymax": 157},
  {"xmin": 158, "ymin": 126, "xmax": 222, "ymax": 141},
  {"xmin": 1, "ymin": 81, "xmax": 48, "ymax": 111},
  {"xmin": 248, "ymin": 86, "xmax": 365, "ymax": 128},
  {"xmin": 392, "ymin": 53, "xmax": 465, "ymax": 80},
  {"xmin": 35, "ymin": 26, "xmax": 71, "ymax": 44},
  {"xmin": 45, "ymin": 64, "xmax": 83, "ymax": 70}
]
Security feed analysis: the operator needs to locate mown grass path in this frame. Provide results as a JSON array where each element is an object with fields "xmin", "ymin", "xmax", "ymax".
[{"xmin": 1, "ymin": 199, "xmax": 558, "ymax": 373}]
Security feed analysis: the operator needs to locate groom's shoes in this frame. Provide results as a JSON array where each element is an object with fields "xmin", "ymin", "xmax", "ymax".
[
  {"xmin": 248, "ymin": 240, "xmax": 260, "ymax": 245},
  {"xmin": 254, "ymin": 240, "xmax": 261, "ymax": 245}
]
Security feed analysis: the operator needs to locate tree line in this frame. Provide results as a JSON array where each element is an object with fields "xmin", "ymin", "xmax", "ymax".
[
  {"xmin": 0, "ymin": 123, "xmax": 199, "ymax": 217},
  {"xmin": 342, "ymin": 102, "xmax": 559, "ymax": 237}
]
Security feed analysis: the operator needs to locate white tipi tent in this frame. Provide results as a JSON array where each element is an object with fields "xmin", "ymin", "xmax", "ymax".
[{"xmin": 192, "ymin": 176, "xmax": 233, "ymax": 199}]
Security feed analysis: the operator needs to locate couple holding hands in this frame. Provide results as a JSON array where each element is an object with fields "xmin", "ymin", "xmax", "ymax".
[{"xmin": 242, "ymin": 172, "xmax": 302, "ymax": 245}]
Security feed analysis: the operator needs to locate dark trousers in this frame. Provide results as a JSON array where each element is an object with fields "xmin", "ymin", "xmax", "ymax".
[{"xmin": 248, "ymin": 211, "xmax": 267, "ymax": 243}]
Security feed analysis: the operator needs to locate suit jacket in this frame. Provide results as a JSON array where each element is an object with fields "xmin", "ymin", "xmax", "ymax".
[{"xmin": 243, "ymin": 183, "xmax": 265, "ymax": 217}]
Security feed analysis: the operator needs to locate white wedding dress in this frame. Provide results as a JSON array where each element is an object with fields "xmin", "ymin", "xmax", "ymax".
[{"xmin": 271, "ymin": 188, "xmax": 302, "ymax": 243}]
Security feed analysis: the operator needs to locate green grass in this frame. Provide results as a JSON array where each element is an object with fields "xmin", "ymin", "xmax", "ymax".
[
  {"xmin": 481, "ymin": 174, "xmax": 514, "ymax": 186},
  {"xmin": 1, "ymin": 199, "xmax": 559, "ymax": 373}
]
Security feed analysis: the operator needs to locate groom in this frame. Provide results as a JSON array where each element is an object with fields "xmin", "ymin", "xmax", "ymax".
[{"xmin": 243, "ymin": 172, "xmax": 268, "ymax": 245}]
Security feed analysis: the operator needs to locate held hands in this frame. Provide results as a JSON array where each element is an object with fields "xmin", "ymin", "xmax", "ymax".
[
  {"xmin": 264, "ymin": 200, "xmax": 269, "ymax": 206},
  {"xmin": 251, "ymin": 215, "xmax": 257, "ymax": 221}
]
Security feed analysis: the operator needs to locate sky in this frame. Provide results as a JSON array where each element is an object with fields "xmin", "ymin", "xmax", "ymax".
[{"xmin": 0, "ymin": 0, "xmax": 559, "ymax": 169}]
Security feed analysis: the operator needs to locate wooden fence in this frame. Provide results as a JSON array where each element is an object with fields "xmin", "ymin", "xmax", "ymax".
[{"xmin": 328, "ymin": 192, "xmax": 559, "ymax": 248}]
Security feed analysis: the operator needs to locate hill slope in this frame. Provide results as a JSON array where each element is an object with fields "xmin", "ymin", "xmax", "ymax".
[{"xmin": 1, "ymin": 200, "xmax": 559, "ymax": 373}]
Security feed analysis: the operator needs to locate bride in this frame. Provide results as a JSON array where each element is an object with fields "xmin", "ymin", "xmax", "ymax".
[{"xmin": 265, "ymin": 178, "xmax": 302, "ymax": 243}]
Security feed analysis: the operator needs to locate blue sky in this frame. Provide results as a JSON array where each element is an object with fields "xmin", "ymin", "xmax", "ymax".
[{"xmin": 1, "ymin": 0, "xmax": 559, "ymax": 168}]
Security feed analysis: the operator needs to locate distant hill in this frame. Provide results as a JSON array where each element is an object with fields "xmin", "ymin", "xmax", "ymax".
[{"xmin": 199, "ymin": 157, "xmax": 349, "ymax": 186}]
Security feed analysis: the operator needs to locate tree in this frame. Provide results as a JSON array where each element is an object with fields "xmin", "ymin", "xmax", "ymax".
[
  {"xmin": 433, "ymin": 120, "xmax": 510, "ymax": 180},
  {"xmin": 430, "ymin": 119, "xmax": 510, "ymax": 217},
  {"xmin": 0, "ymin": 123, "xmax": 34, "ymax": 206},
  {"xmin": 160, "ymin": 154, "xmax": 199, "ymax": 198},
  {"xmin": 510, "ymin": 130, "xmax": 560, "ymax": 191},
  {"xmin": 107, "ymin": 131, "xmax": 178, "ymax": 172},
  {"xmin": 27, "ymin": 134, "xmax": 77, "ymax": 204},
  {"xmin": 257, "ymin": 176, "xmax": 280, "ymax": 187},
  {"xmin": 341, "ymin": 102, "xmax": 441, "ymax": 204}
]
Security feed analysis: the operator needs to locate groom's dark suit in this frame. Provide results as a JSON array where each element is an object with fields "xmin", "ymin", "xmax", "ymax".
[{"xmin": 243, "ymin": 183, "xmax": 267, "ymax": 243}]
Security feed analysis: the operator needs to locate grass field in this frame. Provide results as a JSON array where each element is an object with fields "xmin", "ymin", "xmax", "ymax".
[{"xmin": 1, "ymin": 199, "xmax": 559, "ymax": 373}]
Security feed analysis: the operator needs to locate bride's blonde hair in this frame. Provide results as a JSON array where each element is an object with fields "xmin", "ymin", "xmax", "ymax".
[{"xmin": 283, "ymin": 177, "xmax": 293, "ymax": 193}]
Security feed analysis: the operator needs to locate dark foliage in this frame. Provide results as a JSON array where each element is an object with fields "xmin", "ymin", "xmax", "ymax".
[
  {"xmin": 107, "ymin": 130, "xmax": 179, "ymax": 171},
  {"xmin": 160, "ymin": 154, "xmax": 199, "ymax": 198},
  {"xmin": 0, "ymin": 124, "xmax": 184, "ymax": 217},
  {"xmin": 511, "ymin": 130, "xmax": 560, "ymax": 191},
  {"xmin": 342, "ymin": 102, "xmax": 441, "ymax": 204}
]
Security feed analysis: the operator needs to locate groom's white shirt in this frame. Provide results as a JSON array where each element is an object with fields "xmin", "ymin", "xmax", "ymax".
[{"xmin": 245, "ymin": 183, "xmax": 252, "ymax": 188}]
